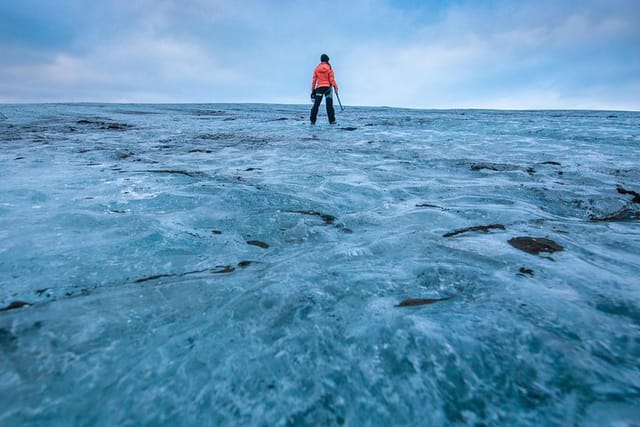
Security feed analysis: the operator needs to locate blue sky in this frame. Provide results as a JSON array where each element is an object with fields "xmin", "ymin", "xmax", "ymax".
[{"xmin": 1, "ymin": 0, "xmax": 638, "ymax": 110}]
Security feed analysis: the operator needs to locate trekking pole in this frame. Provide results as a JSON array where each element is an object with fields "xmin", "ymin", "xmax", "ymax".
[{"xmin": 335, "ymin": 90, "xmax": 344, "ymax": 112}]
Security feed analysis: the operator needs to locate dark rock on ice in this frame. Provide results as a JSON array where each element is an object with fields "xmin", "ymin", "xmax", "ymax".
[
  {"xmin": 616, "ymin": 186, "xmax": 640, "ymax": 203},
  {"xmin": 135, "ymin": 273, "xmax": 176, "ymax": 283},
  {"xmin": 64, "ymin": 289, "xmax": 91, "ymax": 297},
  {"xmin": 0, "ymin": 301, "xmax": 31, "ymax": 312},
  {"xmin": 35, "ymin": 288, "xmax": 51, "ymax": 296},
  {"xmin": 212, "ymin": 265, "xmax": 235, "ymax": 274},
  {"xmin": 197, "ymin": 133, "xmax": 234, "ymax": 141},
  {"xmin": 471, "ymin": 162, "xmax": 535, "ymax": 174},
  {"xmin": 191, "ymin": 109, "xmax": 227, "ymax": 117},
  {"xmin": 518, "ymin": 267, "xmax": 534, "ymax": 276},
  {"xmin": 396, "ymin": 297, "xmax": 452, "ymax": 307},
  {"xmin": 471, "ymin": 162, "xmax": 516, "ymax": 171},
  {"xmin": 291, "ymin": 210, "xmax": 337, "ymax": 225},
  {"xmin": 508, "ymin": 237, "xmax": 563, "ymax": 255},
  {"xmin": 443, "ymin": 223, "xmax": 505, "ymax": 238},
  {"xmin": 106, "ymin": 123, "xmax": 132, "ymax": 131},
  {"xmin": 76, "ymin": 119, "xmax": 133, "ymax": 131},
  {"xmin": 144, "ymin": 169, "xmax": 207, "ymax": 178},
  {"xmin": 135, "ymin": 262, "xmax": 248, "ymax": 282},
  {"xmin": 247, "ymin": 240, "xmax": 270, "ymax": 249},
  {"xmin": 590, "ymin": 207, "xmax": 640, "ymax": 222}
]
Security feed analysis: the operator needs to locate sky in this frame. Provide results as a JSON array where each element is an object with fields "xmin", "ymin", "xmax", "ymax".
[{"xmin": 0, "ymin": 0, "xmax": 639, "ymax": 110}]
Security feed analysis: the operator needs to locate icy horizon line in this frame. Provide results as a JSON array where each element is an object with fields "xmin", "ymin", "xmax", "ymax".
[{"xmin": 0, "ymin": 101, "xmax": 637, "ymax": 113}]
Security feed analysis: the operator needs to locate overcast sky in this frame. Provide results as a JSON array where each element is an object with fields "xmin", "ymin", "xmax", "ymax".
[{"xmin": 1, "ymin": 0, "xmax": 638, "ymax": 110}]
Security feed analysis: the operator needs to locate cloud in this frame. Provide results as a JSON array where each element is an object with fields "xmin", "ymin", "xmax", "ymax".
[
  {"xmin": 338, "ymin": 0, "xmax": 640, "ymax": 109},
  {"xmin": 0, "ymin": 0, "xmax": 255, "ymax": 102},
  {"xmin": 0, "ymin": 0, "xmax": 638, "ymax": 109},
  {"xmin": 0, "ymin": 35, "xmax": 247, "ymax": 102}
]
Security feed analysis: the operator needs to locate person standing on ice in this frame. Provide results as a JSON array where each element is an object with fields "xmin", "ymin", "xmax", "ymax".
[{"xmin": 310, "ymin": 53, "xmax": 339, "ymax": 124}]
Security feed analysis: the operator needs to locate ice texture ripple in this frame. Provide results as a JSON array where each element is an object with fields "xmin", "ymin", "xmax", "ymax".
[{"xmin": 1, "ymin": 104, "xmax": 639, "ymax": 426}]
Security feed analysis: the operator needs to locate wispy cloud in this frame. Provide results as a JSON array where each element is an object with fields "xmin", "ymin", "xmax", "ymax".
[
  {"xmin": 0, "ymin": 0, "xmax": 638, "ymax": 109},
  {"xmin": 340, "ymin": 0, "xmax": 640, "ymax": 109}
]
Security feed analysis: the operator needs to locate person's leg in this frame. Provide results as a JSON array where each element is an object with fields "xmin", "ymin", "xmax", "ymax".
[
  {"xmin": 325, "ymin": 88, "xmax": 336, "ymax": 123},
  {"xmin": 310, "ymin": 90, "xmax": 323, "ymax": 124}
]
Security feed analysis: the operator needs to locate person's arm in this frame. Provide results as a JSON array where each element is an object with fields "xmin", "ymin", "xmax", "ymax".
[{"xmin": 330, "ymin": 69, "xmax": 338, "ymax": 92}]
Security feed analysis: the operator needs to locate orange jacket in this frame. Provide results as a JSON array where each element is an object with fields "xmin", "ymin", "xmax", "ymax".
[{"xmin": 311, "ymin": 62, "xmax": 338, "ymax": 92}]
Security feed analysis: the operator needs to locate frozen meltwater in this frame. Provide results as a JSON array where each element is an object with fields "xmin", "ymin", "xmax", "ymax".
[{"xmin": 1, "ymin": 104, "xmax": 639, "ymax": 426}]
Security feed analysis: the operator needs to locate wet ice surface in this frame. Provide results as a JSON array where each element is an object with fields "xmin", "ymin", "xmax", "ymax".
[{"xmin": 1, "ymin": 104, "xmax": 639, "ymax": 426}]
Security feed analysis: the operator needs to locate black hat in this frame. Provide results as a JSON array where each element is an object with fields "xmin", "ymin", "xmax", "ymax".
[{"xmin": 320, "ymin": 54, "xmax": 330, "ymax": 62}]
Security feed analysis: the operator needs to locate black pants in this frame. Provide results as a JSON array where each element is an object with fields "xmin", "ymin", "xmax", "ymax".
[{"xmin": 310, "ymin": 86, "xmax": 336, "ymax": 124}]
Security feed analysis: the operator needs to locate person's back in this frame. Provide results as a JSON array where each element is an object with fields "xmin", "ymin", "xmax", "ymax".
[
  {"xmin": 310, "ymin": 54, "xmax": 339, "ymax": 124},
  {"xmin": 313, "ymin": 62, "xmax": 335, "ymax": 89}
]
